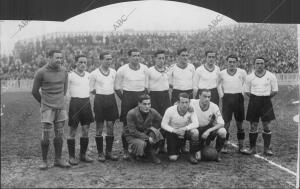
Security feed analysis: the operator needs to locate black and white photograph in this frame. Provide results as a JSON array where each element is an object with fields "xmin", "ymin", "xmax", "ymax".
[{"xmin": 0, "ymin": 0, "xmax": 299, "ymax": 188}]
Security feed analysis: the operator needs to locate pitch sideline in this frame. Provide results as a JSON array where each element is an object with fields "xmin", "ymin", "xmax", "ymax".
[{"xmin": 228, "ymin": 141, "xmax": 297, "ymax": 177}]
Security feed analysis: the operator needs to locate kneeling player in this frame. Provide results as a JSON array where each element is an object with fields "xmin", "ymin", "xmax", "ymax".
[
  {"xmin": 123, "ymin": 94, "xmax": 164, "ymax": 164},
  {"xmin": 161, "ymin": 93, "xmax": 200, "ymax": 164},
  {"xmin": 67, "ymin": 55, "xmax": 94, "ymax": 165},
  {"xmin": 190, "ymin": 89, "xmax": 227, "ymax": 162}
]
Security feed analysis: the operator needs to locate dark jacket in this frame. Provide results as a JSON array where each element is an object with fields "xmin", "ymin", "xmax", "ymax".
[{"xmin": 124, "ymin": 106, "xmax": 162, "ymax": 140}]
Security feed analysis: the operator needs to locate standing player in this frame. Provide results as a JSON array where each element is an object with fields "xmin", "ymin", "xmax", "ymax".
[
  {"xmin": 90, "ymin": 52, "xmax": 119, "ymax": 162},
  {"xmin": 148, "ymin": 50, "xmax": 171, "ymax": 153},
  {"xmin": 168, "ymin": 48, "xmax": 195, "ymax": 105},
  {"xmin": 193, "ymin": 51, "xmax": 222, "ymax": 106},
  {"xmin": 244, "ymin": 57, "xmax": 278, "ymax": 156},
  {"xmin": 148, "ymin": 50, "xmax": 171, "ymax": 117},
  {"xmin": 218, "ymin": 55, "xmax": 250, "ymax": 154},
  {"xmin": 161, "ymin": 93, "xmax": 199, "ymax": 164},
  {"xmin": 189, "ymin": 89, "xmax": 227, "ymax": 162},
  {"xmin": 67, "ymin": 55, "xmax": 94, "ymax": 165},
  {"xmin": 32, "ymin": 50, "xmax": 70, "ymax": 169},
  {"xmin": 168, "ymin": 48, "xmax": 195, "ymax": 153},
  {"xmin": 115, "ymin": 49, "xmax": 149, "ymax": 160}
]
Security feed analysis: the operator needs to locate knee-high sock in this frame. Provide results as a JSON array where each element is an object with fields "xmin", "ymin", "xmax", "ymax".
[{"xmin": 67, "ymin": 139, "xmax": 76, "ymax": 158}]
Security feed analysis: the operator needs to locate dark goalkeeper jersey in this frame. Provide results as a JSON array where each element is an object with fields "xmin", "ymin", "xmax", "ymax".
[{"xmin": 32, "ymin": 64, "xmax": 68, "ymax": 111}]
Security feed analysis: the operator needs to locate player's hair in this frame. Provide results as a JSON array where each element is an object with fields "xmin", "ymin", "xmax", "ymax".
[
  {"xmin": 226, "ymin": 55, "xmax": 238, "ymax": 61},
  {"xmin": 205, "ymin": 50, "xmax": 216, "ymax": 57},
  {"xmin": 178, "ymin": 92, "xmax": 190, "ymax": 100},
  {"xmin": 75, "ymin": 54, "xmax": 87, "ymax": 62},
  {"xmin": 128, "ymin": 49, "xmax": 140, "ymax": 56},
  {"xmin": 198, "ymin": 89, "xmax": 211, "ymax": 96},
  {"xmin": 99, "ymin": 52, "xmax": 111, "ymax": 60},
  {"xmin": 254, "ymin": 56, "xmax": 266, "ymax": 63},
  {"xmin": 154, "ymin": 50, "xmax": 165, "ymax": 57},
  {"xmin": 48, "ymin": 50, "xmax": 62, "ymax": 58},
  {"xmin": 177, "ymin": 48, "xmax": 188, "ymax": 56},
  {"xmin": 138, "ymin": 94, "xmax": 151, "ymax": 103}
]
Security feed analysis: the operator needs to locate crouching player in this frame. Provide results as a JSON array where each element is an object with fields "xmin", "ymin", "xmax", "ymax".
[
  {"xmin": 123, "ymin": 94, "xmax": 164, "ymax": 164},
  {"xmin": 67, "ymin": 55, "xmax": 94, "ymax": 165},
  {"xmin": 190, "ymin": 89, "xmax": 227, "ymax": 162},
  {"xmin": 161, "ymin": 93, "xmax": 200, "ymax": 164}
]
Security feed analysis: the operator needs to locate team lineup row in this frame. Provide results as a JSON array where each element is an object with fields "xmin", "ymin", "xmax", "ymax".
[{"xmin": 31, "ymin": 48, "xmax": 278, "ymax": 169}]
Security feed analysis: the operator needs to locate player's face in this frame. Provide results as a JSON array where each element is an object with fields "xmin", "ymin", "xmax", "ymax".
[
  {"xmin": 102, "ymin": 54, "xmax": 112, "ymax": 68},
  {"xmin": 50, "ymin": 53, "xmax": 63, "ymax": 68},
  {"xmin": 227, "ymin": 57, "xmax": 237, "ymax": 69},
  {"xmin": 76, "ymin": 57, "xmax": 87, "ymax": 72},
  {"xmin": 155, "ymin": 54, "xmax": 165, "ymax": 67},
  {"xmin": 255, "ymin": 58, "xmax": 265, "ymax": 72},
  {"xmin": 206, "ymin": 52, "xmax": 216, "ymax": 66},
  {"xmin": 199, "ymin": 91, "xmax": 211, "ymax": 105},
  {"xmin": 139, "ymin": 99, "xmax": 151, "ymax": 113},
  {"xmin": 179, "ymin": 51, "xmax": 189, "ymax": 64},
  {"xmin": 130, "ymin": 51, "xmax": 140, "ymax": 66},
  {"xmin": 178, "ymin": 97, "xmax": 190, "ymax": 112}
]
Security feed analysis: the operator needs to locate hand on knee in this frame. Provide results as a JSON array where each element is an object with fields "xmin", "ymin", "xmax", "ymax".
[
  {"xmin": 169, "ymin": 155, "xmax": 178, "ymax": 161},
  {"xmin": 217, "ymin": 128, "xmax": 227, "ymax": 139},
  {"xmin": 190, "ymin": 129, "xmax": 199, "ymax": 141}
]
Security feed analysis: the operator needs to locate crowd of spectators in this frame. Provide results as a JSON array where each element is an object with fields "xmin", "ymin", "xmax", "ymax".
[{"xmin": 0, "ymin": 23, "xmax": 298, "ymax": 80}]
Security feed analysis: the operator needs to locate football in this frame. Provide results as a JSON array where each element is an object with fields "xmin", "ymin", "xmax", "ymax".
[{"xmin": 201, "ymin": 146, "xmax": 218, "ymax": 161}]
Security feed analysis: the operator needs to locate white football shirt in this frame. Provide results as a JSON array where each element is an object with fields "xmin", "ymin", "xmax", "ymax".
[
  {"xmin": 68, "ymin": 71, "xmax": 90, "ymax": 98},
  {"xmin": 219, "ymin": 68, "xmax": 247, "ymax": 94},
  {"xmin": 89, "ymin": 68, "xmax": 116, "ymax": 95},
  {"xmin": 190, "ymin": 99, "xmax": 224, "ymax": 127},
  {"xmin": 245, "ymin": 70, "xmax": 278, "ymax": 96},
  {"xmin": 148, "ymin": 66, "xmax": 169, "ymax": 91},
  {"xmin": 168, "ymin": 63, "xmax": 195, "ymax": 90},
  {"xmin": 115, "ymin": 63, "xmax": 148, "ymax": 91},
  {"xmin": 161, "ymin": 105, "xmax": 199, "ymax": 133},
  {"xmin": 193, "ymin": 64, "xmax": 220, "ymax": 90}
]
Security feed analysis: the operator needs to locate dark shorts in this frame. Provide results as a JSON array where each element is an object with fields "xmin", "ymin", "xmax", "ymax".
[
  {"xmin": 222, "ymin": 93, "xmax": 245, "ymax": 123},
  {"xmin": 198, "ymin": 124, "xmax": 225, "ymax": 149},
  {"xmin": 120, "ymin": 90, "xmax": 146, "ymax": 123},
  {"xmin": 246, "ymin": 94, "xmax": 275, "ymax": 123},
  {"xmin": 164, "ymin": 130, "xmax": 196, "ymax": 156},
  {"xmin": 197, "ymin": 88, "xmax": 219, "ymax": 106},
  {"xmin": 94, "ymin": 94, "xmax": 119, "ymax": 122},
  {"xmin": 171, "ymin": 89, "xmax": 193, "ymax": 105},
  {"xmin": 149, "ymin": 90, "xmax": 171, "ymax": 117},
  {"xmin": 68, "ymin": 97, "xmax": 94, "ymax": 127}
]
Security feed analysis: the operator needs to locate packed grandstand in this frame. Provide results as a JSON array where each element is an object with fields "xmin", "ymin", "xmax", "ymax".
[{"xmin": 0, "ymin": 23, "xmax": 298, "ymax": 80}]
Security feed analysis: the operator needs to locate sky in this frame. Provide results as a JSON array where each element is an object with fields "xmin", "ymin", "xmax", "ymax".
[{"xmin": 0, "ymin": 0, "xmax": 238, "ymax": 55}]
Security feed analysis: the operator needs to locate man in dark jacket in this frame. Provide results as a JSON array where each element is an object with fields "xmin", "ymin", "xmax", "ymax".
[{"xmin": 123, "ymin": 94, "xmax": 164, "ymax": 164}]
